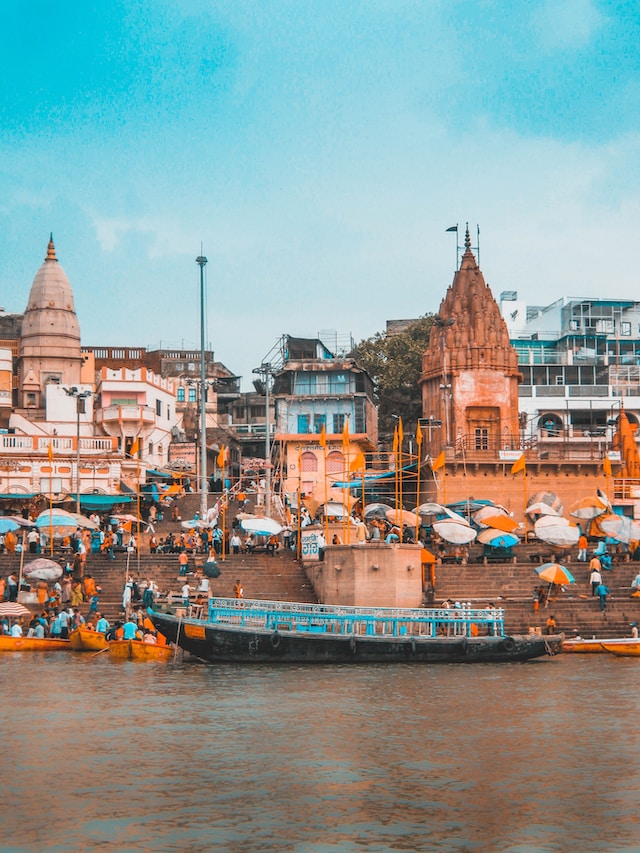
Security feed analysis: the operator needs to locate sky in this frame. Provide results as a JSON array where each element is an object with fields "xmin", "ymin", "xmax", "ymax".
[{"xmin": 1, "ymin": 0, "xmax": 640, "ymax": 391}]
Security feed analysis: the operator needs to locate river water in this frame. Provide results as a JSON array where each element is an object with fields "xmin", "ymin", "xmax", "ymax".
[{"xmin": 1, "ymin": 653, "xmax": 639, "ymax": 852}]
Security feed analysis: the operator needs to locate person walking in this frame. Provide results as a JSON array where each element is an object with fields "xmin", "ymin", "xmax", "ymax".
[
  {"xmin": 595, "ymin": 582, "xmax": 610, "ymax": 612},
  {"xmin": 589, "ymin": 560, "xmax": 602, "ymax": 597},
  {"xmin": 577, "ymin": 533, "xmax": 588, "ymax": 562},
  {"xmin": 233, "ymin": 579, "xmax": 244, "ymax": 599}
]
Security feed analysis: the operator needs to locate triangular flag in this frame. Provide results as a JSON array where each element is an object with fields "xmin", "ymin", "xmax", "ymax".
[
  {"xmin": 511, "ymin": 454, "xmax": 526, "ymax": 474},
  {"xmin": 217, "ymin": 445, "xmax": 226, "ymax": 467},
  {"xmin": 319, "ymin": 425, "xmax": 326, "ymax": 448},
  {"xmin": 342, "ymin": 418, "xmax": 350, "ymax": 450},
  {"xmin": 397, "ymin": 417, "xmax": 404, "ymax": 445},
  {"xmin": 48, "ymin": 441, "xmax": 54, "ymax": 463},
  {"xmin": 416, "ymin": 426, "xmax": 423, "ymax": 446},
  {"xmin": 350, "ymin": 452, "xmax": 366, "ymax": 472},
  {"xmin": 603, "ymin": 456, "xmax": 612, "ymax": 477},
  {"xmin": 130, "ymin": 437, "xmax": 139, "ymax": 457},
  {"xmin": 392, "ymin": 425, "xmax": 398, "ymax": 454},
  {"xmin": 431, "ymin": 450, "xmax": 445, "ymax": 471}
]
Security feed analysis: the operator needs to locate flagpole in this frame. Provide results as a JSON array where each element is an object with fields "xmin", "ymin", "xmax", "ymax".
[
  {"xmin": 415, "ymin": 426, "xmax": 423, "ymax": 542},
  {"xmin": 48, "ymin": 440, "xmax": 54, "ymax": 556},
  {"xmin": 398, "ymin": 418, "xmax": 404, "ymax": 529},
  {"xmin": 321, "ymin": 430, "xmax": 329, "ymax": 546},
  {"xmin": 297, "ymin": 446, "xmax": 302, "ymax": 560}
]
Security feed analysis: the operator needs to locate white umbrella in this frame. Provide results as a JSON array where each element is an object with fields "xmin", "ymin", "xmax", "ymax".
[
  {"xmin": 432, "ymin": 520, "xmax": 477, "ymax": 545},
  {"xmin": 443, "ymin": 508, "xmax": 470, "ymax": 525},
  {"xmin": 322, "ymin": 502, "xmax": 350, "ymax": 518},
  {"xmin": 474, "ymin": 505, "xmax": 508, "ymax": 525},
  {"xmin": 569, "ymin": 496, "xmax": 609, "ymax": 520},
  {"xmin": 599, "ymin": 514, "xmax": 640, "ymax": 544},
  {"xmin": 534, "ymin": 516, "xmax": 580, "ymax": 548},
  {"xmin": 0, "ymin": 602, "xmax": 31, "ymax": 618},
  {"xmin": 363, "ymin": 503, "xmax": 393, "ymax": 519},
  {"xmin": 415, "ymin": 502, "xmax": 447, "ymax": 516},
  {"xmin": 241, "ymin": 517, "xmax": 283, "ymax": 536},
  {"xmin": 23, "ymin": 559, "xmax": 63, "ymax": 581},
  {"xmin": 526, "ymin": 501, "xmax": 561, "ymax": 518}
]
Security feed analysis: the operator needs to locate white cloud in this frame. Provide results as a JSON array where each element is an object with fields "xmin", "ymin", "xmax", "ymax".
[{"xmin": 531, "ymin": 0, "xmax": 606, "ymax": 51}]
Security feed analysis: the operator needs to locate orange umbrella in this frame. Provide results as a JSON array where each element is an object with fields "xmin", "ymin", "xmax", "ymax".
[{"xmin": 478, "ymin": 515, "xmax": 520, "ymax": 533}]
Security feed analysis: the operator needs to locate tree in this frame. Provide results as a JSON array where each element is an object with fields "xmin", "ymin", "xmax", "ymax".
[{"xmin": 351, "ymin": 315, "xmax": 434, "ymax": 445}]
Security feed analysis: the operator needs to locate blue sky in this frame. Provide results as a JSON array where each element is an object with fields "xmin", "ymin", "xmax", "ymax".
[{"xmin": 1, "ymin": 0, "xmax": 639, "ymax": 389}]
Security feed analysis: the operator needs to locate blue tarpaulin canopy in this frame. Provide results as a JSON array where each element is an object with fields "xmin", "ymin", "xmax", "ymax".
[{"xmin": 79, "ymin": 494, "xmax": 135, "ymax": 509}]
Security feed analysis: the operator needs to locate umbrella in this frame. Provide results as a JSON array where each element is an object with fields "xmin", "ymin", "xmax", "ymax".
[
  {"xmin": 569, "ymin": 496, "xmax": 609, "ymax": 520},
  {"xmin": 5, "ymin": 516, "xmax": 37, "ymax": 528},
  {"xmin": 322, "ymin": 502, "xmax": 350, "ymax": 518},
  {"xmin": 0, "ymin": 517, "xmax": 20, "ymax": 534},
  {"xmin": 0, "ymin": 602, "xmax": 31, "ymax": 618},
  {"xmin": 527, "ymin": 491, "xmax": 563, "ymax": 517},
  {"xmin": 241, "ymin": 517, "xmax": 283, "ymax": 536},
  {"xmin": 534, "ymin": 516, "xmax": 580, "ymax": 548},
  {"xmin": 23, "ymin": 559, "xmax": 63, "ymax": 581},
  {"xmin": 535, "ymin": 563, "xmax": 575, "ymax": 585},
  {"xmin": 432, "ymin": 520, "xmax": 477, "ymax": 545},
  {"xmin": 474, "ymin": 505, "xmax": 507, "ymax": 525},
  {"xmin": 443, "ymin": 508, "xmax": 470, "ymax": 525},
  {"xmin": 71, "ymin": 513, "xmax": 100, "ymax": 530},
  {"xmin": 599, "ymin": 514, "xmax": 640, "ymax": 544},
  {"xmin": 476, "ymin": 515, "xmax": 520, "ymax": 533},
  {"xmin": 477, "ymin": 529, "xmax": 519, "ymax": 548},
  {"xmin": 526, "ymin": 501, "xmax": 561, "ymax": 518},
  {"xmin": 385, "ymin": 508, "xmax": 420, "ymax": 527},
  {"xmin": 363, "ymin": 503, "xmax": 393, "ymax": 519},
  {"xmin": 415, "ymin": 502, "xmax": 447, "ymax": 516},
  {"xmin": 36, "ymin": 509, "xmax": 80, "ymax": 529}
]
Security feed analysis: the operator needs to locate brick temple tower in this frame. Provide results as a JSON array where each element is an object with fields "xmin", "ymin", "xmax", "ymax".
[{"xmin": 420, "ymin": 227, "xmax": 521, "ymax": 457}]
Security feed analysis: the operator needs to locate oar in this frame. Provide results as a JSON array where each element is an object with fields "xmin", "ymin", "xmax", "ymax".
[{"xmin": 91, "ymin": 646, "xmax": 110, "ymax": 657}]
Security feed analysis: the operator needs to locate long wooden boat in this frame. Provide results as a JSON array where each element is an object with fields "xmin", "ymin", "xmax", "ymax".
[
  {"xmin": 69, "ymin": 627, "xmax": 108, "ymax": 652},
  {"xmin": 600, "ymin": 640, "xmax": 640, "ymax": 657},
  {"xmin": 151, "ymin": 597, "xmax": 562, "ymax": 664},
  {"xmin": 0, "ymin": 635, "xmax": 71, "ymax": 652},
  {"xmin": 108, "ymin": 639, "xmax": 173, "ymax": 661},
  {"xmin": 562, "ymin": 638, "xmax": 607, "ymax": 653}
]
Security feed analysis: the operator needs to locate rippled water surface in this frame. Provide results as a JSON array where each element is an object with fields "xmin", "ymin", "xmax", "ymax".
[{"xmin": 1, "ymin": 653, "xmax": 640, "ymax": 852}]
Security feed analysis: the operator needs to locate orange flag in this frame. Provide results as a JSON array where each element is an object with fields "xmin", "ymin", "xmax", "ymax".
[
  {"xmin": 431, "ymin": 450, "xmax": 445, "ymax": 471},
  {"xmin": 416, "ymin": 426, "xmax": 423, "ymax": 447},
  {"xmin": 342, "ymin": 418, "xmax": 350, "ymax": 451},
  {"xmin": 130, "ymin": 437, "xmax": 139, "ymax": 457},
  {"xmin": 319, "ymin": 424, "xmax": 326, "ymax": 448},
  {"xmin": 48, "ymin": 441, "xmax": 54, "ymax": 463},
  {"xmin": 603, "ymin": 456, "xmax": 612, "ymax": 476},
  {"xmin": 511, "ymin": 454, "xmax": 526, "ymax": 475},
  {"xmin": 217, "ymin": 445, "xmax": 226, "ymax": 467},
  {"xmin": 350, "ymin": 451, "xmax": 366, "ymax": 472}
]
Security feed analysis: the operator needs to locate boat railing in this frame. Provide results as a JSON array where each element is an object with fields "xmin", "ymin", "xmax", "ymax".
[{"xmin": 205, "ymin": 598, "xmax": 505, "ymax": 638}]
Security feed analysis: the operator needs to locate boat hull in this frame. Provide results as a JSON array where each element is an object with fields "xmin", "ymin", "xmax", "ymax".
[
  {"xmin": 151, "ymin": 612, "xmax": 560, "ymax": 664},
  {"xmin": 562, "ymin": 639, "xmax": 607, "ymax": 653},
  {"xmin": 109, "ymin": 639, "xmax": 173, "ymax": 661},
  {"xmin": 601, "ymin": 640, "xmax": 640, "ymax": 657},
  {"xmin": 0, "ymin": 636, "xmax": 71, "ymax": 652},
  {"xmin": 69, "ymin": 628, "xmax": 108, "ymax": 652}
]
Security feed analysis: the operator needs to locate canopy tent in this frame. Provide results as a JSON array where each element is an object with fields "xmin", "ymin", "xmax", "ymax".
[{"xmin": 79, "ymin": 494, "xmax": 135, "ymax": 510}]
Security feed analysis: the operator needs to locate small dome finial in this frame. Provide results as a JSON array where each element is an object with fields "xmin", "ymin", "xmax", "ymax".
[
  {"xmin": 464, "ymin": 223, "xmax": 471, "ymax": 250},
  {"xmin": 46, "ymin": 233, "xmax": 57, "ymax": 261}
]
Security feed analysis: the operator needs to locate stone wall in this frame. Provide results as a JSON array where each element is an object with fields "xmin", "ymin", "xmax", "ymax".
[{"xmin": 305, "ymin": 543, "xmax": 423, "ymax": 608}]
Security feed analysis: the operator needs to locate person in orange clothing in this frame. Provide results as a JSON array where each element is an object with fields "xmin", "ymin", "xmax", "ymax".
[
  {"xmin": 36, "ymin": 580, "xmax": 49, "ymax": 609},
  {"xmin": 83, "ymin": 574, "xmax": 98, "ymax": 599},
  {"xmin": 4, "ymin": 530, "xmax": 16, "ymax": 553}
]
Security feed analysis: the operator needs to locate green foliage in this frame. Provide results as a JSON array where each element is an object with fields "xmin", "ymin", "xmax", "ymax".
[{"xmin": 351, "ymin": 315, "xmax": 434, "ymax": 442}]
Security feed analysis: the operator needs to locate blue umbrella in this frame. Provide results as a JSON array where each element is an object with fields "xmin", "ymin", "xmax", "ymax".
[
  {"xmin": 0, "ymin": 517, "xmax": 20, "ymax": 534},
  {"xmin": 477, "ymin": 529, "xmax": 519, "ymax": 549},
  {"xmin": 35, "ymin": 509, "xmax": 79, "ymax": 529}
]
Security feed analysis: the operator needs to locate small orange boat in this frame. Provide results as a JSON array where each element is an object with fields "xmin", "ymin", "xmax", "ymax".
[
  {"xmin": 0, "ymin": 635, "xmax": 71, "ymax": 652},
  {"xmin": 69, "ymin": 627, "xmax": 108, "ymax": 652},
  {"xmin": 600, "ymin": 640, "xmax": 640, "ymax": 657},
  {"xmin": 562, "ymin": 638, "xmax": 607, "ymax": 653},
  {"xmin": 109, "ymin": 639, "xmax": 173, "ymax": 661}
]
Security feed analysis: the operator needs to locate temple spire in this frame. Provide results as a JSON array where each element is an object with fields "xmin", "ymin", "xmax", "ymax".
[
  {"xmin": 464, "ymin": 224, "xmax": 471, "ymax": 250},
  {"xmin": 46, "ymin": 233, "xmax": 57, "ymax": 261}
]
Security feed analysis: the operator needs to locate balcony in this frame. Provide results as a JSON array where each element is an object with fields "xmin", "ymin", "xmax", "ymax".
[{"xmin": 96, "ymin": 405, "xmax": 156, "ymax": 426}]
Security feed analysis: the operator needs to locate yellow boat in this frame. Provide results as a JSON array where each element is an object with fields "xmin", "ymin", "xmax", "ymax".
[
  {"xmin": 562, "ymin": 638, "xmax": 607, "ymax": 653},
  {"xmin": 109, "ymin": 639, "xmax": 173, "ymax": 661},
  {"xmin": 0, "ymin": 635, "xmax": 71, "ymax": 652},
  {"xmin": 600, "ymin": 640, "xmax": 640, "ymax": 657},
  {"xmin": 69, "ymin": 627, "xmax": 108, "ymax": 652}
]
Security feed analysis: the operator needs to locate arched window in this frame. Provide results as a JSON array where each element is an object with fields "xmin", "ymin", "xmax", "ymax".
[
  {"xmin": 300, "ymin": 451, "xmax": 318, "ymax": 472},
  {"xmin": 148, "ymin": 441, "xmax": 154, "ymax": 456},
  {"xmin": 326, "ymin": 451, "xmax": 344, "ymax": 474},
  {"xmin": 538, "ymin": 413, "xmax": 563, "ymax": 436}
]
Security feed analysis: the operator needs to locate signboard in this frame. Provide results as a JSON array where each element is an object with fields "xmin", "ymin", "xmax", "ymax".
[
  {"xmin": 499, "ymin": 450, "xmax": 524, "ymax": 462},
  {"xmin": 301, "ymin": 529, "xmax": 323, "ymax": 561},
  {"xmin": 168, "ymin": 442, "xmax": 196, "ymax": 470}
]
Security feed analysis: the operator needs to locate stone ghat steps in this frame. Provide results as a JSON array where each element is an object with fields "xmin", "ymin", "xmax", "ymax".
[
  {"xmin": 3, "ymin": 549, "xmax": 316, "ymax": 621},
  {"xmin": 434, "ymin": 560, "xmax": 640, "ymax": 638}
]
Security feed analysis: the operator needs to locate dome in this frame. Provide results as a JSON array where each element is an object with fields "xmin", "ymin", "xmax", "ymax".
[{"xmin": 19, "ymin": 235, "xmax": 81, "ymax": 360}]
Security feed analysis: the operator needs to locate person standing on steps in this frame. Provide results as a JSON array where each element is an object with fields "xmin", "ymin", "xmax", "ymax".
[{"xmin": 234, "ymin": 579, "xmax": 244, "ymax": 599}]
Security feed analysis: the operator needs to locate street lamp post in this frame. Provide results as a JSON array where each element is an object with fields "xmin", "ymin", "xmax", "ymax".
[
  {"xmin": 64, "ymin": 386, "xmax": 92, "ymax": 511},
  {"xmin": 196, "ymin": 253, "xmax": 208, "ymax": 520},
  {"xmin": 253, "ymin": 363, "xmax": 273, "ymax": 517}
]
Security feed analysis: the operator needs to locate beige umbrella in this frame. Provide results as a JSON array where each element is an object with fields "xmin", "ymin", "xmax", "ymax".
[
  {"xmin": 474, "ymin": 505, "xmax": 508, "ymax": 525},
  {"xmin": 526, "ymin": 501, "xmax": 561, "ymax": 518},
  {"xmin": 569, "ymin": 496, "xmax": 609, "ymax": 520},
  {"xmin": 599, "ymin": 514, "xmax": 640, "ymax": 544},
  {"xmin": 416, "ymin": 502, "xmax": 447, "ymax": 516},
  {"xmin": 385, "ymin": 508, "xmax": 420, "ymax": 527},
  {"xmin": 534, "ymin": 515, "xmax": 580, "ymax": 548},
  {"xmin": 432, "ymin": 520, "xmax": 477, "ymax": 545}
]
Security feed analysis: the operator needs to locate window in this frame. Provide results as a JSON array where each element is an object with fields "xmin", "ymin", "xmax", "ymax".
[
  {"xmin": 148, "ymin": 441, "xmax": 154, "ymax": 456},
  {"xmin": 295, "ymin": 373, "xmax": 316, "ymax": 395},
  {"xmin": 313, "ymin": 414, "xmax": 326, "ymax": 433},
  {"xmin": 40, "ymin": 477, "xmax": 62, "ymax": 494},
  {"xmin": 474, "ymin": 428, "xmax": 488, "ymax": 450},
  {"xmin": 26, "ymin": 393, "xmax": 36, "ymax": 407},
  {"xmin": 188, "ymin": 387, "xmax": 197, "ymax": 403},
  {"xmin": 326, "ymin": 451, "xmax": 344, "ymax": 474},
  {"xmin": 297, "ymin": 414, "xmax": 310, "ymax": 434},
  {"xmin": 177, "ymin": 387, "xmax": 185, "ymax": 402},
  {"xmin": 156, "ymin": 399, "xmax": 162, "ymax": 416},
  {"xmin": 187, "ymin": 363, "xmax": 195, "ymax": 372},
  {"xmin": 167, "ymin": 406, "xmax": 170, "ymax": 421},
  {"xmin": 621, "ymin": 321, "xmax": 632, "ymax": 336},
  {"xmin": 300, "ymin": 451, "xmax": 318, "ymax": 472},
  {"xmin": 250, "ymin": 405, "xmax": 263, "ymax": 418},
  {"xmin": 595, "ymin": 319, "xmax": 614, "ymax": 334},
  {"xmin": 333, "ymin": 413, "xmax": 347, "ymax": 433},
  {"xmin": 329, "ymin": 372, "xmax": 348, "ymax": 394}
]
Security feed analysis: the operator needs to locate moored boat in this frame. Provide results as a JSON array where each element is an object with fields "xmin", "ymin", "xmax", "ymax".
[
  {"xmin": 151, "ymin": 597, "xmax": 562, "ymax": 664},
  {"xmin": 0, "ymin": 635, "xmax": 71, "ymax": 652},
  {"xmin": 562, "ymin": 638, "xmax": 607, "ymax": 653},
  {"xmin": 69, "ymin": 627, "xmax": 108, "ymax": 652},
  {"xmin": 600, "ymin": 640, "xmax": 640, "ymax": 657},
  {"xmin": 108, "ymin": 639, "xmax": 173, "ymax": 661}
]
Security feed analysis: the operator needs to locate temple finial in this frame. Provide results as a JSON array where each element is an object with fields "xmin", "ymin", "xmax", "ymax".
[
  {"xmin": 464, "ymin": 223, "xmax": 471, "ymax": 250},
  {"xmin": 46, "ymin": 233, "xmax": 57, "ymax": 261}
]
